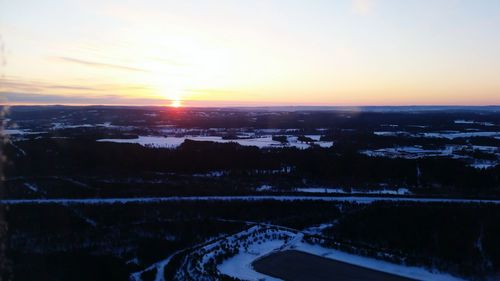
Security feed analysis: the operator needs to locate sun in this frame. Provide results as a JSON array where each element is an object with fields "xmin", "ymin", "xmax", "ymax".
[{"xmin": 170, "ymin": 99, "xmax": 182, "ymax": 108}]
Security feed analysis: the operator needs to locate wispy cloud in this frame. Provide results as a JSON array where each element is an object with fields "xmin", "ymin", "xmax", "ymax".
[
  {"xmin": 53, "ymin": 56, "xmax": 148, "ymax": 73},
  {"xmin": 352, "ymin": 0, "xmax": 376, "ymax": 15},
  {"xmin": 149, "ymin": 57, "xmax": 188, "ymax": 67},
  {"xmin": 0, "ymin": 34, "xmax": 6, "ymax": 67},
  {"xmin": 0, "ymin": 78, "xmax": 99, "ymax": 92},
  {"xmin": 0, "ymin": 77, "xmax": 151, "ymax": 94},
  {"xmin": 186, "ymin": 88, "xmax": 244, "ymax": 95},
  {"xmin": 0, "ymin": 92, "xmax": 166, "ymax": 105}
]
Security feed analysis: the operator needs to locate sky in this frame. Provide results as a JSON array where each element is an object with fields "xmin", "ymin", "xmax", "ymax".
[{"xmin": 1, "ymin": 0, "xmax": 500, "ymax": 107}]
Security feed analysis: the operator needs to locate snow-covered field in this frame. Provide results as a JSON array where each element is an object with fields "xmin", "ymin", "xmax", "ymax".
[
  {"xmin": 51, "ymin": 122, "xmax": 117, "ymax": 129},
  {"xmin": 361, "ymin": 145, "xmax": 499, "ymax": 169},
  {"xmin": 374, "ymin": 131, "xmax": 500, "ymax": 139},
  {"xmin": 361, "ymin": 145, "xmax": 457, "ymax": 159},
  {"xmin": 454, "ymin": 120, "xmax": 495, "ymax": 126},
  {"xmin": 295, "ymin": 187, "xmax": 412, "ymax": 195},
  {"xmin": 97, "ymin": 135, "xmax": 333, "ymax": 149},
  {"xmin": 2, "ymin": 129, "xmax": 46, "ymax": 135},
  {"xmin": 216, "ymin": 228, "xmax": 291, "ymax": 281},
  {"xmin": 98, "ymin": 136, "xmax": 185, "ymax": 148}
]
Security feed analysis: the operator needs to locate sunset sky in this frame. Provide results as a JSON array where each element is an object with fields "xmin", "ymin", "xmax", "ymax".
[{"xmin": 1, "ymin": 0, "xmax": 500, "ymax": 106}]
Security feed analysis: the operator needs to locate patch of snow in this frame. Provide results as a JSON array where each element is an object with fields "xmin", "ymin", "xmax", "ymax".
[
  {"xmin": 256, "ymin": 185, "xmax": 273, "ymax": 192},
  {"xmin": 23, "ymin": 183, "xmax": 38, "ymax": 192},
  {"xmin": 303, "ymin": 222, "xmax": 337, "ymax": 235},
  {"xmin": 2, "ymin": 129, "xmax": 45, "ymax": 135},
  {"xmin": 52, "ymin": 123, "xmax": 94, "ymax": 129},
  {"xmin": 296, "ymin": 187, "xmax": 346, "ymax": 193},
  {"xmin": 470, "ymin": 162, "xmax": 497, "ymax": 169},
  {"xmin": 193, "ymin": 171, "xmax": 226, "ymax": 177},
  {"xmin": 255, "ymin": 129, "xmax": 282, "ymax": 134},
  {"xmin": 295, "ymin": 187, "xmax": 412, "ymax": 195},
  {"xmin": 454, "ymin": 120, "xmax": 475, "ymax": 124},
  {"xmin": 361, "ymin": 146, "xmax": 458, "ymax": 159},
  {"xmin": 373, "ymin": 131, "xmax": 412, "ymax": 137},
  {"xmin": 97, "ymin": 122, "xmax": 115, "ymax": 128},
  {"xmin": 97, "ymin": 136, "xmax": 185, "ymax": 148},
  {"xmin": 472, "ymin": 146, "xmax": 499, "ymax": 153},
  {"xmin": 304, "ymin": 135, "xmax": 322, "ymax": 141},
  {"xmin": 422, "ymin": 131, "xmax": 500, "ymax": 139},
  {"xmin": 374, "ymin": 131, "xmax": 500, "ymax": 139},
  {"xmin": 407, "ymin": 125, "xmax": 429, "ymax": 128},
  {"xmin": 455, "ymin": 120, "xmax": 495, "ymax": 126},
  {"xmin": 126, "ymin": 258, "xmax": 140, "ymax": 265},
  {"xmin": 218, "ymin": 240, "xmax": 284, "ymax": 281},
  {"xmin": 52, "ymin": 122, "xmax": 117, "ymax": 129},
  {"xmin": 317, "ymin": 141, "xmax": 334, "ymax": 148}
]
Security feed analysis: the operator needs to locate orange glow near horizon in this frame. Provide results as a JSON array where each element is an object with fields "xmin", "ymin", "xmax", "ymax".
[{"xmin": 170, "ymin": 99, "xmax": 182, "ymax": 108}]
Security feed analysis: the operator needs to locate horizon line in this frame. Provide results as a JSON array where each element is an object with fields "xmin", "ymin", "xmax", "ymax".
[{"xmin": 2, "ymin": 103, "xmax": 500, "ymax": 109}]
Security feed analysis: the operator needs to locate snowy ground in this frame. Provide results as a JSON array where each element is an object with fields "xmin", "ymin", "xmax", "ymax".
[
  {"xmin": 295, "ymin": 187, "xmax": 412, "ymax": 195},
  {"xmin": 51, "ymin": 122, "xmax": 118, "ymax": 129},
  {"xmin": 361, "ymin": 146, "xmax": 457, "ymax": 159},
  {"xmin": 2, "ymin": 129, "xmax": 46, "ymax": 135},
  {"xmin": 217, "ymin": 238, "xmax": 285, "ymax": 281},
  {"xmin": 454, "ymin": 120, "xmax": 495, "ymax": 126},
  {"xmin": 361, "ymin": 145, "xmax": 499, "ymax": 169},
  {"xmin": 374, "ymin": 131, "xmax": 500, "ymax": 139},
  {"xmin": 130, "ymin": 223, "xmax": 468, "ymax": 281},
  {"xmin": 214, "ymin": 226, "xmax": 466, "ymax": 281}
]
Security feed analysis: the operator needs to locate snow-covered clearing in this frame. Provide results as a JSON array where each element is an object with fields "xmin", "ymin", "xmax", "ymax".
[
  {"xmin": 97, "ymin": 135, "xmax": 333, "ymax": 149},
  {"xmin": 217, "ymin": 238, "xmax": 284, "ymax": 281},
  {"xmin": 454, "ymin": 120, "xmax": 495, "ymax": 126},
  {"xmin": 374, "ymin": 131, "xmax": 500, "ymax": 139},
  {"xmin": 51, "ymin": 122, "xmax": 118, "ymax": 129},
  {"xmin": 360, "ymin": 145, "xmax": 500, "ymax": 169},
  {"xmin": 295, "ymin": 187, "xmax": 411, "ymax": 195},
  {"xmin": 361, "ymin": 146, "xmax": 457, "ymax": 159},
  {"xmin": 2, "ymin": 129, "xmax": 46, "ymax": 135},
  {"xmin": 470, "ymin": 162, "xmax": 497, "ymax": 169}
]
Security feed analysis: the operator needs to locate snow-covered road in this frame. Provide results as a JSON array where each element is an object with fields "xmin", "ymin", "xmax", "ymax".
[{"xmin": 2, "ymin": 195, "xmax": 500, "ymax": 205}]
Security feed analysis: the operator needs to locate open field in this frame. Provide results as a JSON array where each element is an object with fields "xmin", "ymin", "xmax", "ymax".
[{"xmin": 253, "ymin": 250, "xmax": 417, "ymax": 281}]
